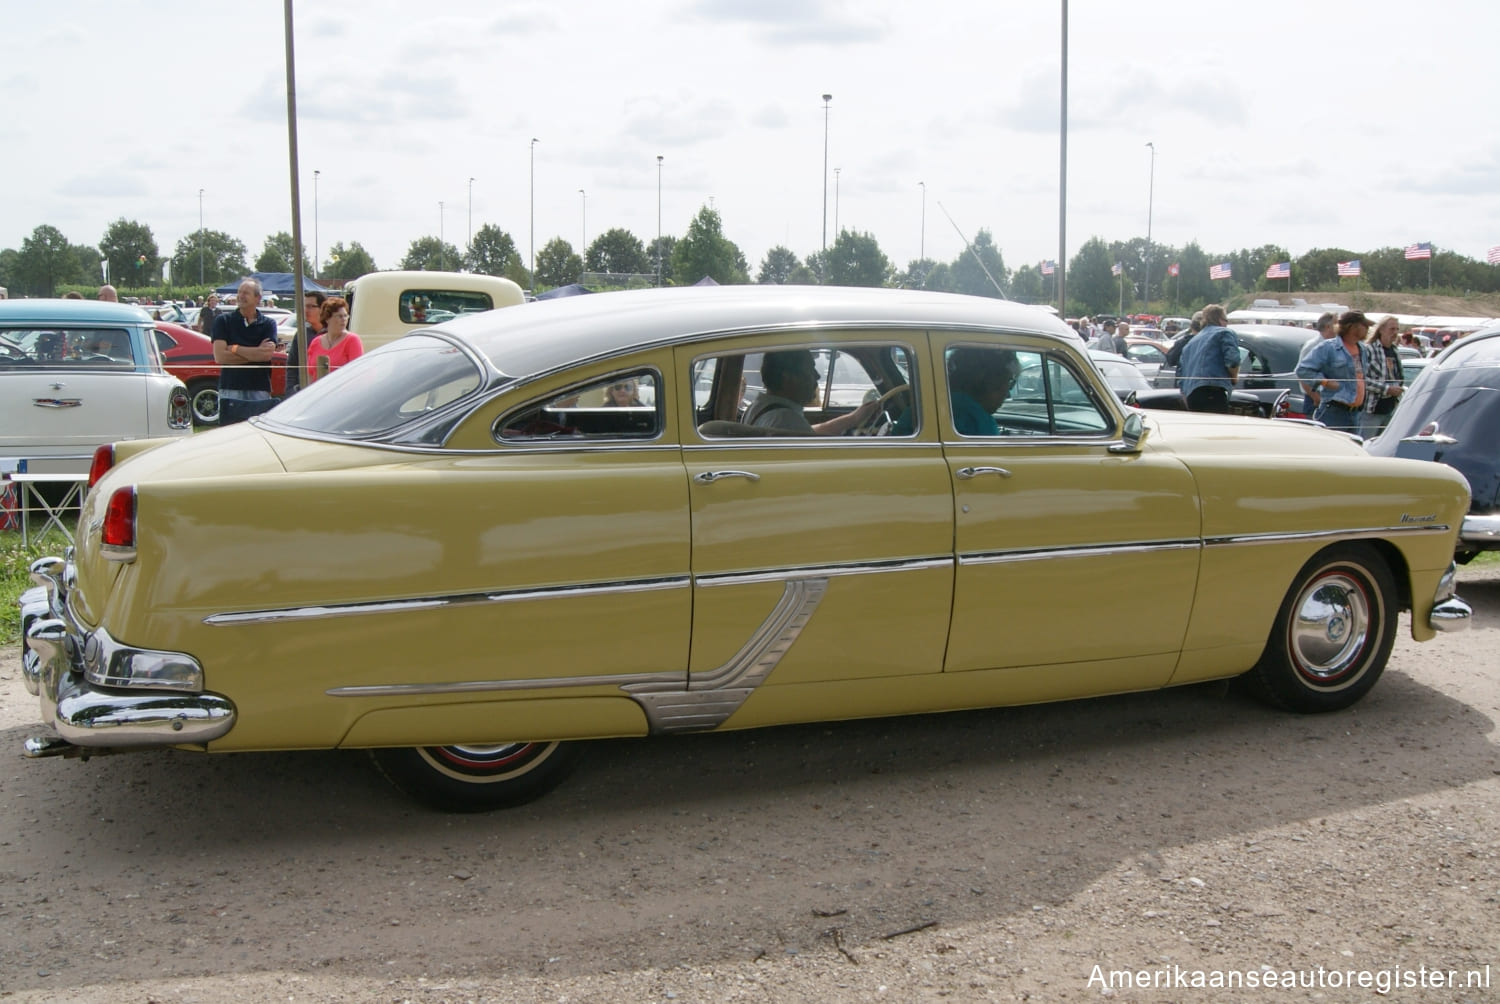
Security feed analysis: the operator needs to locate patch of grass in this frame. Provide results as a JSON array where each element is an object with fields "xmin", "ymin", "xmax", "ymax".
[
  {"xmin": 1, "ymin": 530, "xmax": 69, "ymax": 644},
  {"xmin": 1465, "ymin": 550, "xmax": 1499, "ymax": 567}
]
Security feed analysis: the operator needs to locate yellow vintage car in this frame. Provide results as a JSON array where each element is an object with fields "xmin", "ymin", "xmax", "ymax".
[{"xmin": 19, "ymin": 287, "xmax": 1474, "ymax": 811}]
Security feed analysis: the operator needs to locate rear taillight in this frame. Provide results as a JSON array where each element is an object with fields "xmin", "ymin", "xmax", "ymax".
[
  {"xmin": 169, "ymin": 387, "xmax": 192, "ymax": 430},
  {"xmin": 101, "ymin": 486, "xmax": 138, "ymax": 562},
  {"xmin": 88, "ymin": 444, "xmax": 116, "ymax": 488}
]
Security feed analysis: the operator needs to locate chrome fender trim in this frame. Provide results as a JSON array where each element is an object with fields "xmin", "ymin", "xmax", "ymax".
[{"xmin": 623, "ymin": 578, "xmax": 828, "ymax": 733}]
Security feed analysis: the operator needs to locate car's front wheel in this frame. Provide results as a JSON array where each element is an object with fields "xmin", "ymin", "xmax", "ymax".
[
  {"xmin": 369, "ymin": 741, "xmax": 585, "ymax": 812},
  {"xmin": 1246, "ymin": 543, "xmax": 1398, "ymax": 712},
  {"xmin": 186, "ymin": 378, "xmax": 219, "ymax": 426}
]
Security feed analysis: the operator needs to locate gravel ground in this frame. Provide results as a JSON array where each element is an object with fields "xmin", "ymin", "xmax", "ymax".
[{"xmin": 1, "ymin": 566, "xmax": 1497, "ymax": 1003}]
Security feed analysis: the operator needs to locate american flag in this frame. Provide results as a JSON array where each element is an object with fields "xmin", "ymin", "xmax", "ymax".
[
  {"xmin": 1167, "ymin": 263, "xmax": 1180, "ymax": 277},
  {"xmin": 1488, "ymin": 245, "xmax": 1500, "ymax": 265},
  {"xmin": 1111, "ymin": 262, "xmax": 1123, "ymax": 276},
  {"xmin": 1209, "ymin": 262, "xmax": 1232, "ymax": 280},
  {"xmin": 1337, "ymin": 259, "xmax": 1362, "ymax": 277},
  {"xmin": 1404, "ymin": 242, "xmax": 1432, "ymax": 260},
  {"xmin": 1040, "ymin": 260, "xmax": 1055, "ymax": 276},
  {"xmin": 1265, "ymin": 261, "xmax": 1291, "ymax": 279}
]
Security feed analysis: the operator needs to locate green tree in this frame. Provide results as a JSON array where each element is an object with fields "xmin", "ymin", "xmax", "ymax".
[
  {"xmin": 949, "ymin": 228, "xmax": 1008, "ymax": 298},
  {"xmin": 464, "ymin": 224, "xmax": 518, "ymax": 277},
  {"xmin": 646, "ymin": 235, "xmax": 676, "ymax": 285},
  {"xmin": 757, "ymin": 246, "xmax": 801, "ymax": 284},
  {"xmin": 1175, "ymin": 242, "xmax": 1214, "ymax": 308},
  {"xmin": 1066, "ymin": 237, "xmax": 1118, "ymax": 316},
  {"xmin": 826, "ymin": 230, "xmax": 891, "ymax": 287},
  {"xmin": 400, "ymin": 236, "xmax": 463, "ymax": 272},
  {"xmin": 72, "ymin": 244, "xmax": 104, "ymax": 286},
  {"xmin": 169, "ymin": 230, "xmax": 248, "ymax": 286},
  {"xmin": 670, "ymin": 207, "xmax": 747, "ymax": 285},
  {"xmin": 897, "ymin": 257, "xmax": 938, "ymax": 290},
  {"xmin": 1010, "ymin": 264, "xmax": 1045, "ymax": 304},
  {"xmin": 100, "ymin": 218, "xmax": 160, "ymax": 288},
  {"xmin": 254, "ymin": 232, "xmax": 314, "ymax": 275},
  {"xmin": 0, "ymin": 247, "xmax": 19, "ymax": 292},
  {"xmin": 535, "ymin": 237, "xmax": 582, "ymax": 288},
  {"xmin": 15, "ymin": 225, "xmax": 81, "ymax": 296},
  {"xmin": 1293, "ymin": 248, "xmax": 1357, "ymax": 293},
  {"xmin": 322, "ymin": 240, "xmax": 377, "ymax": 282},
  {"xmin": 584, "ymin": 228, "xmax": 650, "ymax": 277}
]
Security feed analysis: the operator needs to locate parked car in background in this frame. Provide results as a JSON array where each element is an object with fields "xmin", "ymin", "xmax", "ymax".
[
  {"xmin": 1, "ymin": 300, "xmax": 191, "ymax": 475},
  {"xmin": 153, "ymin": 321, "xmax": 289, "ymax": 425},
  {"xmin": 1091, "ymin": 350, "xmax": 1263, "ymax": 417},
  {"xmin": 20, "ymin": 286, "xmax": 1471, "ymax": 812},
  {"xmin": 1123, "ymin": 336, "xmax": 1172, "ymax": 383},
  {"xmin": 1156, "ymin": 324, "xmax": 1314, "ymax": 419},
  {"xmin": 344, "ymin": 270, "xmax": 527, "ymax": 352},
  {"xmin": 1366, "ymin": 325, "xmax": 1500, "ymax": 562}
]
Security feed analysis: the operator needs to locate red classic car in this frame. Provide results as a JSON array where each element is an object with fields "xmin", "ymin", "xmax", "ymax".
[{"xmin": 152, "ymin": 321, "xmax": 289, "ymax": 425}]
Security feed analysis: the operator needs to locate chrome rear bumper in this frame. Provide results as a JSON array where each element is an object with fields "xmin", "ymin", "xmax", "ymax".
[{"xmin": 19, "ymin": 560, "xmax": 235, "ymax": 757}]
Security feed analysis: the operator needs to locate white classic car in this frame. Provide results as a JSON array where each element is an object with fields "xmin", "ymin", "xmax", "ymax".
[{"xmin": 1, "ymin": 299, "xmax": 192, "ymax": 475}]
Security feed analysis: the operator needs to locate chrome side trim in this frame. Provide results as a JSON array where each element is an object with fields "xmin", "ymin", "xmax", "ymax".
[
  {"xmin": 207, "ymin": 575, "xmax": 691, "ymax": 626},
  {"xmin": 327, "ymin": 669, "xmax": 680, "ymax": 699},
  {"xmin": 623, "ymin": 577, "xmax": 828, "ymax": 733},
  {"xmin": 1203, "ymin": 524, "xmax": 1452, "ymax": 548},
  {"xmin": 696, "ymin": 556, "xmax": 951, "ymax": 587},
  {"xmin": 960, "ymin": 540, "xmax": 1199, "ymax": 566}
]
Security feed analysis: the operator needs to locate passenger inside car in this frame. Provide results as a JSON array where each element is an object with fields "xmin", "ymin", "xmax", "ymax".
[
  {"xmin": 743, "ymin": 348, "xmax": 877, "ymax": 435},
  {"xmin": 946, "ymin": 346, "xmax": 1020, "ymax": 436}
]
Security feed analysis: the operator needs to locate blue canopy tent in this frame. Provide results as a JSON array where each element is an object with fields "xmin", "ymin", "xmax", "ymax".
[{"xmin": 214, "ymin": 273, "xmax": 333, "ymax": 298}]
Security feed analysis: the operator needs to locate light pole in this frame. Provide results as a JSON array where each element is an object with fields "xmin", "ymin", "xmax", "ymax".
[
  {"xmin": 1144, "ymin": 141, "xmax": 1155, "ymax": 311},
  {"xmin": 312, "ymin": 169, "xmax": 319, "ymax": 279},
  {"xmin": 833, "ymin": 167, "xmax": 841, "ymax": 237},
  {"xmin": 1057, "ymin": 0, "xmax": 1069, "ymax": 318},
  {"xmin": 529, "ymin": 138, "xmax": 538, "ymax": 288},
  {"xmin": 197, "ymin": 188, "xmax": 205, "ymax": 285},
  {"xmin": 438, "ymin": 200, "xmax": 445, "ymax": 270},
  {"xmin": 821, "ymin": 93, "xmax": 832, "ymax": 255},
  {"xmin": 578, "ymin": 188, "xmax": 586, "ymax": 256},
  {"xmin": 656, "ymin": 154, "xmax": 663, "ymax": 287},
  {"xmin": 919, "ymin": 181, "xmax": 926, "ymax": 262},
  {"xmin": 467, "ymin": 176, "xmax": 475, "ymax": 256}
]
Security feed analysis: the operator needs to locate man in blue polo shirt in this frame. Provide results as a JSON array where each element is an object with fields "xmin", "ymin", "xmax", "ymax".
[{"xmin": 212, "ymin": 278, "xmax": 279, "ymax": 425}]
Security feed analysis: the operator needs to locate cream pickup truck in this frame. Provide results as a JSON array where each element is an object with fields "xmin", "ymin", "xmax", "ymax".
[{"xmin": 344, "ymin": 271, "xmax": 526, "ymax": 351}]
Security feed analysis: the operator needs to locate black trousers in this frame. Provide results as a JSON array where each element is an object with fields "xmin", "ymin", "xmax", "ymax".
[{"xmin": 1186, "ymin": 386, "xmax": 1229, "ymax": 413}]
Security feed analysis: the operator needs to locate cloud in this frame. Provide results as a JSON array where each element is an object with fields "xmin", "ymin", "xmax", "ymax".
[
  {"xmin": 687, "ymin": 0, "xmax": 887, "ymax": 44},
  {"xmin": 1396, "ymin": 152, "xmax": 1500, "ymax": 196},
  {"xmin": 995, "ymin": 65, "xmax": 1248, "ymax": 134},
  {"xmin": 619, "ymin": 96, "xmax": 738, "ymax": 147},
  {"xmin": 241, "ymin": 70, "xmax": 468, "ymax": 124},
  {"xmin": 57, "ymin": 173, "xmax": 150, "ymax": 199}
]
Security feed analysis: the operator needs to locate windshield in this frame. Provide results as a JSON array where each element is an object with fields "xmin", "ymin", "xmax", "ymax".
[{"xmin": 264, "ymin": 334, "xmax": 485, "ymax": 438}]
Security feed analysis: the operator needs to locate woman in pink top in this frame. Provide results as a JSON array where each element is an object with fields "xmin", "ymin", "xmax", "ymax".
[{"xmin": 305, "ymin": 296, "xmax": 364, "ymax": 382}]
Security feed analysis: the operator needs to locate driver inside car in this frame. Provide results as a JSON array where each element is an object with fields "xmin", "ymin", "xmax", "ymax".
[{"xmin": 743, "ymin": 348, "xmax": 879, "ymax": 435}]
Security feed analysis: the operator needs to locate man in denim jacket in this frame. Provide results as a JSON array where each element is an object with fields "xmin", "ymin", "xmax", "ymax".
[{"xmin": 1296, "ymin": 310, "xmax": 1375, "ymax": 434}]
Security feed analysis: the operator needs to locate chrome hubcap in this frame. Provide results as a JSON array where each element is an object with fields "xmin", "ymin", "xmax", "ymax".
[{"xmin": 1290, "ymin": 571, "xmax": 1371, "ymax": 682}]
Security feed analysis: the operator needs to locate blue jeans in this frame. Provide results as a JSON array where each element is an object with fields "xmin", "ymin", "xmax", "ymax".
[{"xmin": 1314, "ymin": 401, "xmax": 1359, "ymax": 433}]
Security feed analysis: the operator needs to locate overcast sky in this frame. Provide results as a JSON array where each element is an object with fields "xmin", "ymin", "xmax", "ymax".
[{"xmin": 5, "ymin": 0, "xmax": 1499, "ymax": 280}]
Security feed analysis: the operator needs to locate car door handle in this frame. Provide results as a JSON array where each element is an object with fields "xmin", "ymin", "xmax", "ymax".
[
  {"xmin": 956, "ymin": 466, "xmax": 1012, "ymax": 480},
  {"xmin": 694, "ymin": 470, "xmax": 761, "ymax": 484}
]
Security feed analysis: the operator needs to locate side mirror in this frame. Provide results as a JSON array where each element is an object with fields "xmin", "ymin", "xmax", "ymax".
[{"xmin": 1109, "ymin": 411, "xmax": 1149, "ymax": 454}]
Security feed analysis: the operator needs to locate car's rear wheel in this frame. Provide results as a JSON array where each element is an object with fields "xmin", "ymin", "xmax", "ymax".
[
  {"xmin": 187, "ymin": 378, "xmax": 219, "ymax": 426},
  {"xmin": 1245, "ymin": 543, "xmax": 1397, "ymax": 712},
  {"xmin": 369, "ymin": 741, "xmax": 585, "ymax": 812}
]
